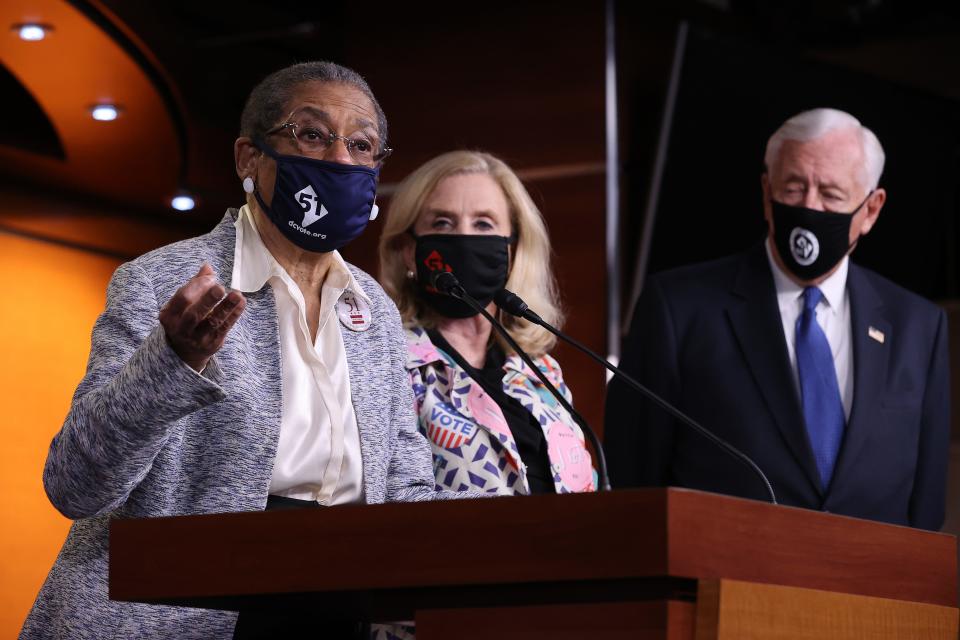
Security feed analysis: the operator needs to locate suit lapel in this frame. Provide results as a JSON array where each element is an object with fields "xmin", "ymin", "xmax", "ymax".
[
  {"xmin": 232, "ymin": 285, "xmax": 282, "ymax": 406},
  {"xmin": 829, "ymin": 264, "xmax": 889, "ymax": 490},
  {"xmin": 338, "ymin": 307, "xmax": 388, "ymax": 503},
  {"xmin": 219, "ymin": 214, "xmax": 283, "ymax": 500},
  {"xmin": 726, "ymin": 244, "xmax": 824, "ymax": 496}
]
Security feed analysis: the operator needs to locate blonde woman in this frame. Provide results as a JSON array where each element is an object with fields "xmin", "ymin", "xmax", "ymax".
[{"xmin": 380, "ymin": 150, "xmax": 595, "ymax": 496}]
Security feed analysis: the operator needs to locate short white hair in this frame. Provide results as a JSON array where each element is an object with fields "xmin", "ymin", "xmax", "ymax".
[{"xmin": 764, "ymin": 108, "xmax": 886, "ymax": 192}]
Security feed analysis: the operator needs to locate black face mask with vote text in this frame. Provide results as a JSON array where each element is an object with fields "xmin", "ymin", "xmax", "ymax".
[{"xmin": 413, "ymin": 233, "xmax": 511, "ymax": 319}]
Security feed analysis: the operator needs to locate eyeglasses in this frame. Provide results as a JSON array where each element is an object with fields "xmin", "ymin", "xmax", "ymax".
[{"xmin": 265, "ymin": 108, "xmax": 392, "ymax": 167}]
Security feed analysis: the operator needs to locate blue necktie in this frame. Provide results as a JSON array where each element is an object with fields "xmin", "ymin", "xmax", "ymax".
[{"xmin": 795, "ymin": 287, "xmax": 845, "ymax": 489}]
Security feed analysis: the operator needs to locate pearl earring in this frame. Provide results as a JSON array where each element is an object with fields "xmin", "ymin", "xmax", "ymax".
[
  {"xmin": 406, "ymin": 270, "xmax": 415, "ymax": 279},
  {"xmin": 242, "ymin": 177, "xmax": 255, "ymax": 194}
]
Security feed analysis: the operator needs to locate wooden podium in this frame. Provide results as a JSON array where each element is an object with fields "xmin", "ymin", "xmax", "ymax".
[{"xmin": 109, "ymin": 488, "xmax": 958, "ymax": 639}]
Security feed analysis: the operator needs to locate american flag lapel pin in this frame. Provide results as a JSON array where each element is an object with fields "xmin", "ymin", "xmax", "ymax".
[{"xmin": 868, "ymin": 326, "xmax": 885, "ymax": 344}]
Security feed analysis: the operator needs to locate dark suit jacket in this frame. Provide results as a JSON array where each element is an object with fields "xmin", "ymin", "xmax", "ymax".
[{"xmin": 605, "ymin": 243, "xmax": 950, "ymax": 530}]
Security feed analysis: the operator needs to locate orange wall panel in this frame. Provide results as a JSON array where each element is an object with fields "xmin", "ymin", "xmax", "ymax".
[{"xmin": 0, "ymin": 232, "xmax": 120, "ymax": 637}]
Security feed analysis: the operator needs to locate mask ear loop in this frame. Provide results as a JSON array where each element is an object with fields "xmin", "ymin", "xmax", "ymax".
[
  {"xmin": 850, "ymin": 190, "xmax": 875, "ymax": 215},
  {"xmin": 242, "ymin": 138, "xmax": 268, "ymax": 196},
  {"xmin": 247, "ymin": 139, "xmax": 275, "ymax": 217},
  {"xmin": 846, "ymin": 189, "xmax": 876, "ymax": 255},
  {"xmin": 506, "ymin": 230, "xmax": 519, "ymax": 268},
  {"xmin": 501, "ymin": 232, "xmax": 518, "ymax": 329}
]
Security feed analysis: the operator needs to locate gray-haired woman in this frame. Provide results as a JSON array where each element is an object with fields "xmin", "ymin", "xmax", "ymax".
[{"xmin": 20, "ymin": 61, "xmax": 466, "ymax": 640}]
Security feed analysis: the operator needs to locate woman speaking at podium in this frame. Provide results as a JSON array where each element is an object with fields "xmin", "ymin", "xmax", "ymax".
[{"xmin": 21, "ymin": 61, "xmax": 468, "ymax": 640}]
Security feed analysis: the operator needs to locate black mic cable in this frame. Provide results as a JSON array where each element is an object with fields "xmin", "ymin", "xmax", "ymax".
[
  {"xmin": 494, "ymin": 288, "xmax": 777, "ymax": 505},
  {"xmin": 432, "ymin": 271, "xmax": 612, "ymax": 492}
]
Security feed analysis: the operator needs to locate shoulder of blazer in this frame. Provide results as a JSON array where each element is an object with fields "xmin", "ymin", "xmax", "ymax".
[
  {"xmin": 124, "ymin": 211, "xmax": 238, "ymax": 300},
  {"xmin": 644, "ymin": 243, "xmax": 769, "ymax": 310},
  {"xmin": 848, "ymin": 261, "xmax": 943, "ymax": 321}
]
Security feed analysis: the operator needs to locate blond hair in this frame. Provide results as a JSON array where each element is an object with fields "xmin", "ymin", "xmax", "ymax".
[{"xmin": 379, "ymin": 150, "xmax": 563, "ymax": 356}]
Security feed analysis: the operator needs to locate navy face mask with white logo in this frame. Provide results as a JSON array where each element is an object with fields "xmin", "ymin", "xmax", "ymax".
[
  {"xmin": 253, "ymin": 138, "xmax": 379, "ymax": 253},
  {"xmin": 770, "ymin": 194, "xmax": 870, "ymax": 281}
]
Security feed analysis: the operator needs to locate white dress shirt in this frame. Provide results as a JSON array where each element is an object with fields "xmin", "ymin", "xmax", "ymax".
[
  {"xmin": 765, "ymin": 239, "xmax": 854, "ymax": 420},
  {"xmin": 231, "ymin": 205, "xmax": 365, "ymax": 504}
]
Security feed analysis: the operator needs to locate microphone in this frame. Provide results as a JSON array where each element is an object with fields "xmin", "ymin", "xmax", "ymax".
[
  {"xmin": 495, "ymin": 288, "xmax": 542, "ymax": 323},
  {"xmin": 494, "ymin": 288, "xmax": 778, "ymax": 505},
  {"xmin": 431, "ymin": 270, "xmax": 464, "ymax": 297},
  {"xmin": 434, "ymin": 272, "xmax": 612, "ymax": 492}
]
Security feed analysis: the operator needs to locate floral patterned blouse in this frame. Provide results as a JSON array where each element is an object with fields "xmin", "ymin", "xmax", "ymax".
[{"xmin": 406, "ymin": 326, "xmax": 596, "ymax": 495}]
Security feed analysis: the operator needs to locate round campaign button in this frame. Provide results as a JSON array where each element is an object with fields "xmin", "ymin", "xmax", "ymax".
[{"xmin": 337, "ymin": 291, "xmax": 371, "ymax": 332}]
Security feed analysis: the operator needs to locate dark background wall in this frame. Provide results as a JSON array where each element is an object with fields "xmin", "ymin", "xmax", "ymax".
[
  {"xmin": 616, "ymin": 1, "xmax": 960, "ymax": 316},
  {"xmin": 628, "ymin": 24, "xmax": 960, "ymax": 303},
  {"xmin": 9, "ymin": 1, "xmax": 960, "ymax": 436}
]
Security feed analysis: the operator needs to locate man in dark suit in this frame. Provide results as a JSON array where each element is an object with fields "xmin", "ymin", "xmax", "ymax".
[{"xmin": 605, "ymin": 108, "xmax": 950, "ymax": 530}]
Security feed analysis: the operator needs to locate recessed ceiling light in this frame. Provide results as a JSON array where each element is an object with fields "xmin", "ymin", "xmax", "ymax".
[
  {"xmin": 90, "ymin": 104, "xmax": 120, "ymax": 121},
  {"xmin": 14, "ymin": 23, "xmax": 51, "ymax": 41},
  {"xmin": 171, "ymin": 195, "xmax": 196, "ymax": 211}
]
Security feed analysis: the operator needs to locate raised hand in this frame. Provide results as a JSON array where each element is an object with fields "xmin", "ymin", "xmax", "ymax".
[{"xmin": 159, "ymin": 263, "xmax": 246, "ymax": 371}]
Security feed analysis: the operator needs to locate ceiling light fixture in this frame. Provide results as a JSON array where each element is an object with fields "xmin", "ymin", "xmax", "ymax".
[
  {"xmin": 13, "ymin": 23, "xmax": 52, "ymax": 41},
  {"xmin": 171, "ymin": 195, "xmax": 196, "ymax": 211},
  {"xmin": 90, "ymin": 104, "xmax": 120, "ymax": 121}
]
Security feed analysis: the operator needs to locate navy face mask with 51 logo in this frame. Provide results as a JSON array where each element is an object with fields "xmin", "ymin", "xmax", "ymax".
[{"xmin": 253, "ymin": 138, "xmax": 379, "ymax": 253}]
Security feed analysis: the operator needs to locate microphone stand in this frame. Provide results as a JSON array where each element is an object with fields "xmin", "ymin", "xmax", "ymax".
[
  {"xmin": 435, "ymin": 275, "xmax": 612, "ymax": 492},
  {"xmin": 495, "ymin": 289, "xmax": 777, "ymax": 505}
]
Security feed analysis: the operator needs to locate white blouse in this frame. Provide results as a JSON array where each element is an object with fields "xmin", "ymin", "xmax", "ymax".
[{"xmin": 231, "ymin": 205, "xmax": 365, "ymax": 504}]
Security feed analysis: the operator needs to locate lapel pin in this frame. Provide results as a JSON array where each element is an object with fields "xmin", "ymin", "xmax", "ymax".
[
  {"xmin": 868, "ymin": 326, "xmax": 885, "ymax": 344},
  {"xmin": 337, "ymin": 291, "xmax": 371, "ymax": 332}
]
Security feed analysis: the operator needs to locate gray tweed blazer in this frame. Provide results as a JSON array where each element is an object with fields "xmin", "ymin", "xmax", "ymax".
[{"xmin": 21, "ymin": 210, "xmax": 452, "ymax": 639}]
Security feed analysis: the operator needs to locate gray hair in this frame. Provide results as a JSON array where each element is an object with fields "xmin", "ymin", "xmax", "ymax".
[
  {"xmin": 764, "ymin": 108, "xmax": 885, "ymax": 192},
  {"xmin": 239, "ymin": 61, "xmax": 388, "ymax": 152}
]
